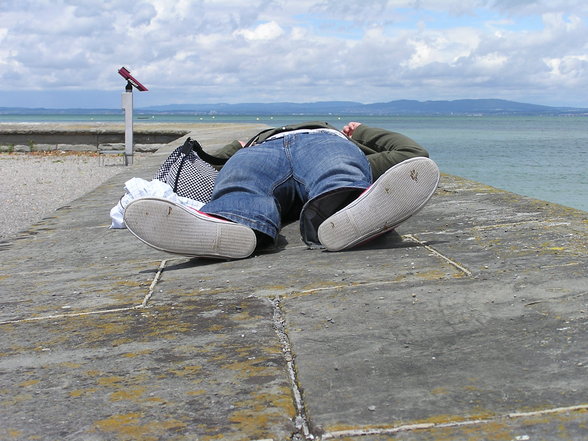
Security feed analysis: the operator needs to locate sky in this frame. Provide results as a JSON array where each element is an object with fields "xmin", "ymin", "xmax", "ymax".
[{"xmin": 0, "ymin": 0, "xmax": 587, "ymax": 109}]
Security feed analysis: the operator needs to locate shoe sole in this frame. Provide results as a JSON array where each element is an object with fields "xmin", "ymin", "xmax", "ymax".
[
  {"xmin": 317, "ymin": 157, "xmax": 440, "ymax": 251},
  {"xmin": 124, "ymin": 198, "xmax": 256, "ymax": 259}
]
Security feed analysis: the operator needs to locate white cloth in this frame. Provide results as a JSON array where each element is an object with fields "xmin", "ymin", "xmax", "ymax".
[{"xmin": 110, "ymin": 178, "xmax": 205, "ymax": 229}]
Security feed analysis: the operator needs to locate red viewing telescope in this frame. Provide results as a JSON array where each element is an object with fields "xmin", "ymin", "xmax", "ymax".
[{"xmin": 118, "ymin": 67, "xmax": 148, "ymax": 91}]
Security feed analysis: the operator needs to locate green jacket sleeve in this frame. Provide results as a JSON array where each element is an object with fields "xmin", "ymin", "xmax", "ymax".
[
  {"xmin": 212, "ymin": 140, "xmax": 243, "ymax": 160},
  {"xmin": 351, "ymin": 125, "xmax": 429, "ymax": 179},
  {"xmin": 198, "ymin": 140, "xmax": 244, "ymax": 170}
]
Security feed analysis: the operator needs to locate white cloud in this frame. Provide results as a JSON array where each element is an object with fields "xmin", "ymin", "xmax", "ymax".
[
  {"xmin": 0, "ymin": 0, "xmax": 587, "ymax": 107},
  {"xmin": 545, "ymin": 55, "xmax": 588, "ymax": 85},
  {"xmin": 234, "ymin": 21, "xmax": 285, "ymax": 41},
  {"xmin": 403, "ymin": 27, "xmax": 480, "ymax": 69}
]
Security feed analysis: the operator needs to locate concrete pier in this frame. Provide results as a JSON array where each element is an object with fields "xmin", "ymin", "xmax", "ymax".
[
  {"xmin": 0, "ymin": 123, "xmax": 192, "ymax": 152},
  {"xmin": 0, "ymin": 124, "xmax": 586, "ymax": 440}
]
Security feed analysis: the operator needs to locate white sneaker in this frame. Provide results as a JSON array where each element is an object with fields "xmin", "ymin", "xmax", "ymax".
[
  {"xmin": 123, "ymin": 198, "xmax": 256, "ymax": 259},
  {"xmin": 317, "ymin": 157, "xmax": 440, "ymax": 251}
]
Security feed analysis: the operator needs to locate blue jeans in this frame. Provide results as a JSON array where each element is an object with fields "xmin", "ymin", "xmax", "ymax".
[{"xmin": 201, "ymin": 131, "xmax": 372, "ymax": 246}]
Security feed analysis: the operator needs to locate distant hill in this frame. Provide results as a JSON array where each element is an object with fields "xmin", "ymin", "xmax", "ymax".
[
  {"xmin": 142, "ymin": 99, "xmax": 588, "ymax": 115},
  {"xmin": 1, "ymin": 99, "xmax": 587, "ymax": 115}
]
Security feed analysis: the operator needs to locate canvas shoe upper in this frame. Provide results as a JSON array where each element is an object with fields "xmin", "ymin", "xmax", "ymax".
[
  {"xmin": 124, "ymin": 197, "xmax": 257, "ymax": 259},
  {"xmin": 317, "ymin": 157, "xmax": 440, "ymax": 251}
]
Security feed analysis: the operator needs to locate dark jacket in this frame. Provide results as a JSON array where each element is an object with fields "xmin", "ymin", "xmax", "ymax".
[{"xmin": 202, "ymin": 121, "xmax": 429, "ymax": 180}]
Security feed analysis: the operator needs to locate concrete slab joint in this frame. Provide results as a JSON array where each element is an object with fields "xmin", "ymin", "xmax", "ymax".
[{"xmin": 271, "ymin": 297, "xmax": 314, "ymax": 440}]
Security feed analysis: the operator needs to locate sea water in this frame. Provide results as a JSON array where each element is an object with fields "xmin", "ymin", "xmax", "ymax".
[
  {"xmin": 1, "ymin": 113, "xmax": 586, "ymax": 212},
  {"xmin": 371, "ymin": 115, "xmax": 588, "ymax": 213}
]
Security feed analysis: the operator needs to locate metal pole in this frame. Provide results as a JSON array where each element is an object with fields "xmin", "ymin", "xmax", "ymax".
[{"xmin": 122, "ymin": 82, "xmax": 134, "ymax": 166}]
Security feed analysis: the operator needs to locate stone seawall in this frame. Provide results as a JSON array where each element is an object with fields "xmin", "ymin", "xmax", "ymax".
[{"xmin": 0, "ymin": 123, "xmax": 191, "ymax": 153}]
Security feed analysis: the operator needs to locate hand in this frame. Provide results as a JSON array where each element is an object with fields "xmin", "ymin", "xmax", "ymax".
[{"xmin": 342, "ymin": 122, "xmax": 362, "ymax": 137}]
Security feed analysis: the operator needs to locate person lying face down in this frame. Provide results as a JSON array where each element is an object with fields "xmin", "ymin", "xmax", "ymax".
[{"xmin": 124, "ymin": 121, "xmax": 440, "ymax": 259}]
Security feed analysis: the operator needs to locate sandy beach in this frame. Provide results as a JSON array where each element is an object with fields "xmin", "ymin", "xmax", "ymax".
[{"xmin": 0, "ymin": 151, "xmax": 148, "ymax": 240}]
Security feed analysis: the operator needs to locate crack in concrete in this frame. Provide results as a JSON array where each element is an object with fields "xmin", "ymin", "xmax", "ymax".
[
  {"xmin": 320, "ymin": 404, "xmax": 588, "ymax": 439},
  {"xmin": 0, "ymin": 259, "xmax": 168, "ymax": 325},
  {"xmin": 404, "ymin": 234, "xmax": 473, "ymax": 277},
  {"xmin": 271, "ymin": 297, "xmax": 315, "ymax": 440},
  {"xmin": 140, "ymin": 259, "xmax": 167, "ymax": 307},
  {"xmin": 0, "ymin": 305, "xmax": 144, "ymax": 325}
]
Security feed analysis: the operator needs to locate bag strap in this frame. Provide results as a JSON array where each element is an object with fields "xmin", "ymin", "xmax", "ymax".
[
  {"xmin": 173, "ymin": 138, "xmax": 192, "ymax": 192},
  {"xmin": 172, "ymin": 137, "xmax": 226, "ymax": 192},
  {"xmin": 188, "ymin": 138, "xmax": 228, "ymax": 166},
  {"xmin": 180, "ymin": 138, "xmax": 193, "ymax": 155}
]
